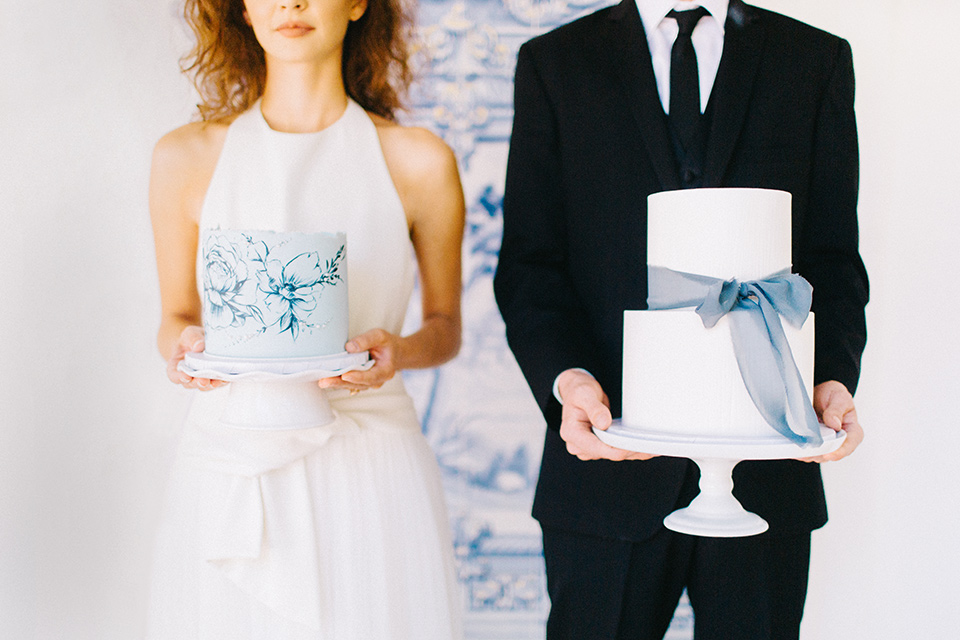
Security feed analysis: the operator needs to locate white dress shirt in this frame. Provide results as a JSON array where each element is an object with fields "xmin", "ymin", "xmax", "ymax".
[
  {"xmin": 636, "ymin": 0, "xmax": 729, "ymax": 114},
  {"xmin": 553, "ymin": 1, "xmax": 730, "ymax": 406}
]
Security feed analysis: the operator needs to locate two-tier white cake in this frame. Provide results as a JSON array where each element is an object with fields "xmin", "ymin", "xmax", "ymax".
[
  {"xmin": 621, "ymin": 188, "xmax": 814, "ymax": 441},
  {"xmin": 199, "ymin": 229, "xmax": 349, "ymax": 359}
]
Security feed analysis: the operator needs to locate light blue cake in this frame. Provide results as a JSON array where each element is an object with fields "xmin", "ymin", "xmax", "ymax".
[{"xmin": 200, "ymin": 229, "xmax": 348, "ymax": 359}]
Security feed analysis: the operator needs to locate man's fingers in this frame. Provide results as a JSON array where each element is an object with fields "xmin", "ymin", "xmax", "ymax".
[
  {"xmin": 565, "ymin": 383, "xmax": 611, "ymax": 429},
  {"xmin": 556, "ymin": 369, "xmax": 650, "ymax": 461},
  {"xmin": 820, "ymin": 408, "xmax": 844, "ymax": 431},
  {"xmin": 807, "ymin": 381, "xmax": 863, "ymax": 462},
  {"xmin": 800, "ymin": 420, "xmax": 863, "ymax": 463},
  {"xmin": 824, "ymin": 421, "xmax": 864, "ymax": 461},
  {"xmin": 586, "ymin": 403, "xmax": 613, "ymax": 431},
  {"xmin": 561, "ymin": 414, "xmax": 654, "ymax": 461},
  {"xmin": 820, "ymin": 396, "xmax": 855, "ymax": 432},
  {"xmin": 565, "ymin": 427, "xmax": 629, "ymax": 461},
  {"xmin": 568, "ymin": 436, "xmax": 655, "ymax": 462}
]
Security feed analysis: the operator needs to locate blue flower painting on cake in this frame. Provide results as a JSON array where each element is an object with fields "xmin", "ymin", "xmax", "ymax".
[
  {"xmin": 256, "ymin": 242, "xmax": 344, "ymax": 339},
  {"xmin": 200, "ymin": 229, "xmax": 349, "ymax": 359},
  {"xmin": 202, "ymin": 235, "xmax": 261, "ymax": 330}
]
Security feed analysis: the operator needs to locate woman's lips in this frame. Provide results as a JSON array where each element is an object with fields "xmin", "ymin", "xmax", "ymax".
[{"xmin": 276, "ymin": 22, "xmax": 314, "ymax": 37}]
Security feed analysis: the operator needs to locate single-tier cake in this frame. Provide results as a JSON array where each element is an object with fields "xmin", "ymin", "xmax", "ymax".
[
  {"xmin": 621, "ymin": 188, "xmax": 815, "ymax": 441},
  {"xmin": 199, "ymin": 228, "xmax": 348, "ymax": 359}
]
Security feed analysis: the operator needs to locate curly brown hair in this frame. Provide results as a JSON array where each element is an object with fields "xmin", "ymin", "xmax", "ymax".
[{"xmin": 181, "ymin": 0, "xmax": 413, "ymax": 122}]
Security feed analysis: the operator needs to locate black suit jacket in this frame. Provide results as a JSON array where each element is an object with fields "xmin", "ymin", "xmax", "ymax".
[{"xmin": 494, "ymin": 0, "xmax": 869, "ymax": 541}]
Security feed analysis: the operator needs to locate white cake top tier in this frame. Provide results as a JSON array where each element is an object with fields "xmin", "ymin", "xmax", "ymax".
[{"xmin": 647, "ymin": 188, "xmax": 792, "ymax": 282}]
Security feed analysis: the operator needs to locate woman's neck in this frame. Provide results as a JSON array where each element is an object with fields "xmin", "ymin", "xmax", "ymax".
[{"xmin": 259, "ymin": 58, "xmax": 350, "ymax": 133}]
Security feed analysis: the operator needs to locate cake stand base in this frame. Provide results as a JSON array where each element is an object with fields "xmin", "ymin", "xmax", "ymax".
[
  {"xmin": 664, "ymin": 457, "xmax": 770, "ymax": 537},
  {"xmin": 594, "ymin": 421, "xmax": 845, "ymax": 538},
  {"xmin": 179, "ymin": 351, "xmax": 374, "ymax": 430}
]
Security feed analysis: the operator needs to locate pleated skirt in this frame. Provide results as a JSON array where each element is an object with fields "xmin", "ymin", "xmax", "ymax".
[{"xmin": 146, "ymin": 386, "xmax": 463, "ymax": 639}]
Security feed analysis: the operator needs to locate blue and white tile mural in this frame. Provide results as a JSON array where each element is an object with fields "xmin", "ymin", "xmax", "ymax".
[{"xmin": 401, "ymin": 1, "xmax": 693, "ymax": 638}]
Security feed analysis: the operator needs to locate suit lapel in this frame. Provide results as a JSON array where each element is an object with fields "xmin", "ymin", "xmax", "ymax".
[
  {"xmin": 702, "ymin": 0, "xmax": 765, "ymax": 186},
  {"xmin": 603, "ymin": 0, "xmax": 680, "ymax": 191}
]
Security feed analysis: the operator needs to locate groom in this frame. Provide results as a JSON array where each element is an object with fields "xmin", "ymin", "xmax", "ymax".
[{"xmin": 494, "ymin": 0, "xmax": 869, "ymax": 638}]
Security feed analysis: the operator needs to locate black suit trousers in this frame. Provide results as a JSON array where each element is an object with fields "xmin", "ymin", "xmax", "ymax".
[{"xmin": 542, "ymin": 526, "xmax": 811, "ymax": 640}]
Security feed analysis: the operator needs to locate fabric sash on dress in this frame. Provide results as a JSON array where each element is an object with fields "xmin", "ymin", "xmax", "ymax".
[
  {"xmin": 180, "ymin": 383, "xmax": 421, "ymax": 630},
  {"xmin": 647, "ymin": 265, "xmax": 822, "ymax": 447},
  {"xmin": 181, "ymin": 410, "xmax": 359, "ymax": 630}
]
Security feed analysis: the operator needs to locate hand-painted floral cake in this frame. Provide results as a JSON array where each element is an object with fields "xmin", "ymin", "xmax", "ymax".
[{"xmin": 199, "ymin": 229, "xmax": 348, "ymax": 359}]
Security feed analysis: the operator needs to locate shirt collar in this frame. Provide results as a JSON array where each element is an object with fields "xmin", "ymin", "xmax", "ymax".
[{"xmin": 636, "ymin": 0, "xmax": 730, "ymax": 35}]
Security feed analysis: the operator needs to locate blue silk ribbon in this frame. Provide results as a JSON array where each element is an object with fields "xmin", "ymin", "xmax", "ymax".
[{"xmin": 646, "ymin": 266, "xmax": 822, "ymax": 447}]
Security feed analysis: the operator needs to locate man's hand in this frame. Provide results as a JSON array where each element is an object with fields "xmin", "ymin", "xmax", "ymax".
[
  {"xmin": 556, "ymin": 369, "xmax": 654, "ymax": 461},
  {"xmin": 801, "ymin": 380, "xmax": 864, "ymax": 463}
]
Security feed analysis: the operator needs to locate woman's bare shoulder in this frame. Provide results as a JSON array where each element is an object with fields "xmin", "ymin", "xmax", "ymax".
[
  {"xmin": 150, "ymin": 120, "xmax": 232, "ymax": 225},
  {"xmin": 370, "ymin": 114, "xmax": 458, "ymax": 186},
  {"xmin": 370, "ymin": 113, "xmax": 464, "ymax": 230},
  {"xmin": 152, "ymin": 120, "xmax": 230, "ymax": 176}
]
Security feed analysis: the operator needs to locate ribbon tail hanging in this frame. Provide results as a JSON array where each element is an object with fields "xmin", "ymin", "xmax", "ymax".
[{"xmin": 728, "ymin": 292, "xmax": 822, "ymax": 447}]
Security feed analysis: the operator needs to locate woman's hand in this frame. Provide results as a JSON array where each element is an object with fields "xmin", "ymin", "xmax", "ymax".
[
  {"xmin": 317, "ymin": 329, "xmax": 402, "ymax": 393},
  {"xmin": 166, "ymin": 325, "xmax": 227, "ymax": 391}
]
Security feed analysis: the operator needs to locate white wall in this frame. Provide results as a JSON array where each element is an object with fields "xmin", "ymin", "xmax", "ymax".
[
  {"xmin": 1, "ymin": 1, "xmax": 958, "ymax": 638},
  {"xmin": 753, "ymin": 2, "xmax": 960, "ymax": 638},
  {"xmin": 0, "ymin": 2, "xmax": 195, "ymax": 636}
]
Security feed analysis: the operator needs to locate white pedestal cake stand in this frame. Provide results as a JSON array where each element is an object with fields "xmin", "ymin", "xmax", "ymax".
[
  {"xmin": 178, "ymin": 351, "xmax": 374, "ymax": 430},
  {"xmin": 594, "ymin": 422, "xmax": 846, "ymax": 537}
]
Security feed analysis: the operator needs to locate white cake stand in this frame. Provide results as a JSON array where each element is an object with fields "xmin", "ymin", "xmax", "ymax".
[
  {"xmin": 594, "ymin": 422, "xmax": 846, "ymax": 538},
  {"xmin": 178, "ymin": 351, "xmax": 374, "ymax": 430}
]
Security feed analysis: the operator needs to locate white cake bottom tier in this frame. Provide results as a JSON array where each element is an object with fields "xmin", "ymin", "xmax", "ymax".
[{"xmin": 621, "ymin": 309, "xmax": 815, "ymax": 440}]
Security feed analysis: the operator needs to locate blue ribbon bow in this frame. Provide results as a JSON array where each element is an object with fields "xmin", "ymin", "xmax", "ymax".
[{"xmin": 647, "ymin": 265, "xmax": 822, "ymax": 447}]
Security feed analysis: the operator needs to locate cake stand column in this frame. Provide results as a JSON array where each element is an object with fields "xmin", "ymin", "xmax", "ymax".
[
  {"xmin": 180, "ymin": 351, "xmax": 374, "ymax": 431},
  {"xmin": 663, "ymin": 457, "xmax": 768, "ymax": 537}
]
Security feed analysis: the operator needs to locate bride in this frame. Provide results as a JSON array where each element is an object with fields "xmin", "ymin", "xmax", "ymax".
[{"xmin": 146, "ymin": 0, "xmax": 466, "ymax": 637}]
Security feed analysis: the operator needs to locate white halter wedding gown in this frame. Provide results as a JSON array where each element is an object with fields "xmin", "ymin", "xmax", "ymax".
[{"xmin": 146, "ymin": 100, "xmax": 463, "ymax": 639}]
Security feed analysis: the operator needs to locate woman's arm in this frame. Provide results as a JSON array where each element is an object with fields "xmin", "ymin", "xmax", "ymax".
[
  {"xmin": 149, "ymin": 121, "xmax": 228, "ymax": 389},
  {"xmin": 324, "ymin": 121, "xmax": 465, "ymax": 391}
]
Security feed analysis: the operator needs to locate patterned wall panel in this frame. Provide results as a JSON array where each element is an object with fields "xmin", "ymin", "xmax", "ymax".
[{"xmin": 402, "ymin": 1, "xmax": 693, "ymax": 638}]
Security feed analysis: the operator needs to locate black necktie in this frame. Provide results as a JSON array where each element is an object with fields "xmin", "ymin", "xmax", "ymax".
[{"xmin": 668, "ymin": 7, "xmax": 709, "ymax": 152}]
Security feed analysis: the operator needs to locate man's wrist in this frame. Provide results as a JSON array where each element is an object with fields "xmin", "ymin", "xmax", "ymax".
[{"xmin": 553, "ymin": 368, "xmax": 595, "ymax": 404}]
